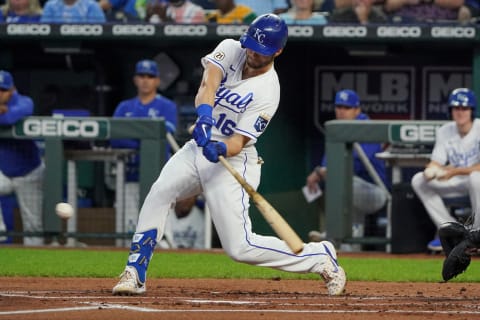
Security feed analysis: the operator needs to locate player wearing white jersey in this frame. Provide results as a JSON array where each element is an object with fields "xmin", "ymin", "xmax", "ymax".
[
  {"xmin": 411, "ymin": 88, "xmax": 480, "ymax": 251},
  {"xmin": 112, "ymin": 14, "xmax": 346, "ymax": 297}
]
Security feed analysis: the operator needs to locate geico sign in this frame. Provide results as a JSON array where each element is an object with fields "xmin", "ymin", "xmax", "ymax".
[
  {"xmin": 164, "ymin": 25, "xmax": 207, "ymax": 36},
  {"xmin": 431, "ymin": 27, "xmax": 475, "ymax": 38},
  {"xmin": 323, "ymin": 26, "xmax": 367, "ymax": 37},
  {"xmin": 60, "ymin": 24, "xmax": 103, "ymax": 36},
  {"xmin": 377, "ymin": 26, "xmax": 421, "ymax": 38},
  {"xmin": 21, "ymin": 119, "xmax": 100, "ymax": 137},
  {"xmin": 217, "ymin": 25, "xmax": 248, "ymax": 36},
  {"xmin": 112, "ymin": 24, "xmax": 155, "ymax": 36},
  {"xmin": 288, "ymin": 26, "xmax": 313, "ymax": 37},
  {"xmin": 399, "ymin": 124, "xmax": 441, "ymax": 142},
  {"xmin": 7, "ymin": 24, "xmax": 51, "ymax": 35}
]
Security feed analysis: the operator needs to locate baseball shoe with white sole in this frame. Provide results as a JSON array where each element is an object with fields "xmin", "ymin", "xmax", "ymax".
[
  {"xmin": 112, "ymin": 266, "xmax": 146, "ymax": 296},
  {"xmin": 319, "ymin": 241, "xmax": 346, "ymax": 295}
]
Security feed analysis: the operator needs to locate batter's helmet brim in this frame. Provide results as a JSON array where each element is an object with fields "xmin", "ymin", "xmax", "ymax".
[{"xmin": 240, "ymin": 34, "xmax": 277, "ymax": 56}]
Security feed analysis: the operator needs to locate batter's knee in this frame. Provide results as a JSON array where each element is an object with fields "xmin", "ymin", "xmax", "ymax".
[
  {"xmin": 224, "ymin": 242, "xmax": 257, "ymax": 264},
  {"xmin": 411, "ymin": 171, "xmax": 425, "ymax": 193},
  {"xmin": 468, "ymin": 171, "xmax": 480, "ymax": 189}
]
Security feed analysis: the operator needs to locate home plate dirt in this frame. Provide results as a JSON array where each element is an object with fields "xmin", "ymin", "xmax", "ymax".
[{"xmin": 2, "ymin": 276, "xmax": 480, "ymax": 320}]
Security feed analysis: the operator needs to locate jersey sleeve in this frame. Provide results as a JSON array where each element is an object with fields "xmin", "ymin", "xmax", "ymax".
[
  {"xmin": 0, "ymin": 94, "xmax": 33, "ymax": 125},
  {"xmin": 202, "ymin": 39, "xmax": 240, "ymax": 78}
]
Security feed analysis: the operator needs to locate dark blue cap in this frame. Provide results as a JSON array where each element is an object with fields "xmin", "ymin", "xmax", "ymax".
[
  {"xmin": 135, "ymin": 60, "xmax": 159, "ymax": 77},
  {"xmin": 334, "ymin": 89, "xmax": 360, "ymax": 108},
  {"xmin": 0, "ymin": 70, "xmax": 14, "ymax": 90}
]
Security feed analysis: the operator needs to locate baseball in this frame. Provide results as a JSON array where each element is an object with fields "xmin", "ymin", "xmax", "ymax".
[
  {"xmin": 436, "ymin": 168, "xmax": 447, "ymax": 179},
  {"xmin": 55, "ymin": 202, "xmax": 74, "ymax": 219},
  {"xmin": 424, "ymin": 167, "xmax": 437, "ymax": 179}
]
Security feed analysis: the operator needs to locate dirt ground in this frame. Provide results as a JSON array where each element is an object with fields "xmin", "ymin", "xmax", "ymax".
[{"xmin": 2, "ymin": 252, "xmax": 480, "ymax": 320}]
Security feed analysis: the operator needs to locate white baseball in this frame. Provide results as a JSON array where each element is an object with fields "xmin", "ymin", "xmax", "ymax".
[
  {"xmin": 55, "ymin": 202, "xmax": 74, "ymax": 219},
  {"xmin": 436, "ymin": 168, "xmax": 447, "ymax": 179},
  {"xmin": 424, "ymin": 167, "xmax": 437, "ymax": 179}
]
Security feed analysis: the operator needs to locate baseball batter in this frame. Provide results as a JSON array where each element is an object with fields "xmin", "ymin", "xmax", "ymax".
[
  {"xmin": 411, "ymin": 88, "xmax": 480, "ymax": 251},
  {"xmin": 112, "ymin": 14, "xmax": 346, "ymax": 296}
]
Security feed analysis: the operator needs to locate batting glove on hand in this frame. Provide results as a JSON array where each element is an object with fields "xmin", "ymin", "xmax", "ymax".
[
  {"xmin": 202, "ymin": 141, "xmax": 226, "ymax": 163},
  {"xmin": 193, "ymin": 115, "xmax": 215, "ymax": 147},
  {"xmin": 192, "ymin": 104, "xmax": 215, "ymax": 147}
]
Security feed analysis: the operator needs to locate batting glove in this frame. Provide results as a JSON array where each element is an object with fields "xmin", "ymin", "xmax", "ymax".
[
  {"xmin": 192, "ymin": 104, "xmax": 215, "ymax": 147},
  {"xmin": 202, "ymin": 141, "xmax": 226, "ymax": 163}
]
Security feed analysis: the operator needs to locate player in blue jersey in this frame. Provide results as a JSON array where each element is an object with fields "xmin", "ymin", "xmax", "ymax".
[
  {"xmin": 110, "ymin": 59, "xmax": 177, "ymax": 234},
  {"xmin": 0, "ymin": 71, "xmax": 44, "ymax": 246},
  {"xmin": 306, "ymin": 89, "xmax": 388, "ymax": 249}
]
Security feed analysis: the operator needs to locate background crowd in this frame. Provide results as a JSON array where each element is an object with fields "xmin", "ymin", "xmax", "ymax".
[{"xmin": 0, "ymin": 0, "xmax": 480, "ymax": 24}]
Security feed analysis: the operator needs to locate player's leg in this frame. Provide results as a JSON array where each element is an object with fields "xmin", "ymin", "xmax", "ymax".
[
  {"xmin": 467, "ymin": 171, "xmax": 480, "ymax": 229},
  {"xmin": 12, "ymin": 163, "xmax": 44, "ymax": 246},
  {"xmin": 411, "ymin": 172, "xmax": 469, "ymax": 228},
  {"xmin": 352, "ymin": 176, "xmax": 387, "ymax": 219},
  {"xmin": 113, "ymin": 141, "xmax": 202, "ymax": 295},
  {"xmin": 0, "ymin": 171, "xmax": 13, "ymax": 243},
  {"xmin": 199, "ymin": 149, "xmax": 345, "ymax": 295}
]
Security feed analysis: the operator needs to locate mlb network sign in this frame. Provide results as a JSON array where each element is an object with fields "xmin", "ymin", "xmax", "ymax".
[
  {"xmin": 315, "ymin": 66, "xmax": 415, "ymax": 120},
  {"xmin": 389, "ymin": 123, "xmax": 443, "ymax": 143},
  {"xmin": 14, "ymin": 118, "xmax": 110, "ymax": 138},
  {"xmin": 422, "ymin": 66, "xmax": 471, "ymax": 119}
]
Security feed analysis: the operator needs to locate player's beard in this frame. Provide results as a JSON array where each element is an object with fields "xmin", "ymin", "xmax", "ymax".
[{"xmin": 246, "ymin": 54, "xmax": 275, "ymax": 70}]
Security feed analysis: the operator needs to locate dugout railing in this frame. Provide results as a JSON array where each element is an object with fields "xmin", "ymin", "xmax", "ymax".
[
  {"xmin": 324, "ymin": 119, "xmax": 447, "ymax": 252},
  {"xmin": 0, "ymin": 116, "xmax": 166, "ymax": 241}
]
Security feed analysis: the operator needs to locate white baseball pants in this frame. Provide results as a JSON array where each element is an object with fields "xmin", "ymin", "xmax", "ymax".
[
  {"xmin": 411, "ymin": 171, "xmax": 480, "ymax": 229},
  {"xmin": 0, "ymin": 163, "xmax": 44, "ymax": 246}
]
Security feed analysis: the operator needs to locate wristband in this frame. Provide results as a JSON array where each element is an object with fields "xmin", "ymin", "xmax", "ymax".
[{"xmin": 196, "ymin": 104, "xmax": 213, "ymax": 118}]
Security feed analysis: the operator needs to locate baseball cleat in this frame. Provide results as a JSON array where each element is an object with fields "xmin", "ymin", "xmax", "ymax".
[
  {"xmin": 319, "ymin": 241, "xmax": 346, "ymax": 296},
  {"xmin": 427, "ymin": 237, "xmax": 443, "ymax": 252},
  {"xmin": 112, "ymin": 266, "xmax": 146, "ymax": 296}
]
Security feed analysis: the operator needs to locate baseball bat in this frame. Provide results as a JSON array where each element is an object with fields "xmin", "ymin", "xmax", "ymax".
[
  {"xmin": 188, "ymin": 124, "xmax": 304, "ymax": 253},
  {"xmin": 217, "ymin": 155, "xmax": 304, "ymax": 254}
]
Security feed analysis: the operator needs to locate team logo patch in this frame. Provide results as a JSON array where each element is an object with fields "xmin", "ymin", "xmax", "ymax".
[
  {"xmin": 254, "ymin": 113, "xmax": 270, "ymax": 132},
  {"xmin": 214, "ymin": 51, "xmax": 225, "ymax": 61}
]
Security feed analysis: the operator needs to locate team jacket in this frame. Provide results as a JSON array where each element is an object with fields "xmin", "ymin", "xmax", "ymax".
[
  {"xmin": 110, "ymin": 94, "xmax": 177, "ymax": 181},
  {"xmin": 0, "ymin": 92, "xmax": 41, "ymax": 177}
]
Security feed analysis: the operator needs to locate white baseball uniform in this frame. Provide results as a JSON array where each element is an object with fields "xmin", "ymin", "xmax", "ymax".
[
  {"xmin": 411, "ymin": 119, "xmax": 480, "ymax": 229},
  {"xmin": 163, "ymin": 205, "xmax": 205, "ymax": 249},
  {"xmin": 135, "ymin": 39, "xmax": 334, "ymax": 274}
]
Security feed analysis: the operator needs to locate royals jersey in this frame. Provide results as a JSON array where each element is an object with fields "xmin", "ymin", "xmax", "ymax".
[
  {"xmin": 431, "ymin": 119, "xmax": 480, "ymax": 167},
  {"xmin": 164, "ymin": 206, "xmax": 205, "ymax": 249},
  {"xmin": 202, "ymin": 39, "xmax": 280, "ymax": 147}
]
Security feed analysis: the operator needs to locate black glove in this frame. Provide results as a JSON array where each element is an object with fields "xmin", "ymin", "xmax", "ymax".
[
  {"xmin": 440, "ymin": 225, "xmax": 480, "ymax": 282},
  {"xmin": 442, "ymin": 239, "xmax": 471, "ymax": 282},
  {"xmin": 439, "ymin": 222, "xmax": 469, "ymax": 257}
]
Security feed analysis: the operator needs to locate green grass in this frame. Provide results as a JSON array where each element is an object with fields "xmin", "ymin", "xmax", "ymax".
[{"xmin": 1, "ymin": 247, "xmax": 479, "ymax": 282}]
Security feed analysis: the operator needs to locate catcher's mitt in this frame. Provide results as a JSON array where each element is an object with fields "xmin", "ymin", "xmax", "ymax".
[
  {"xmin": 439, "ymin": 222, "xmax": 469, "ymax": 257},
  {"xmin": 442, "ymin": 239, "xmax": 471, "ymax": 282}
]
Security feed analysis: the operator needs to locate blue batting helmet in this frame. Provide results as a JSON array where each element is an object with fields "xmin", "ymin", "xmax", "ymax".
[
  {"xmin": 334, "ymin": 89, "xmax": 360, "ymax": 108},
  {"xmin": 239, "ymin": 14, "xmax": 288, "ymax": 56},
  {"xmin": 448, "ymin": 88, "xmax": 477, "ymax": 111}
]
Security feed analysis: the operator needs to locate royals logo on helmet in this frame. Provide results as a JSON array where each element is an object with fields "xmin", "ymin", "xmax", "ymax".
[{"xmin": 253, "ymin": 28, "xmax": 266, "ymax": 43}]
